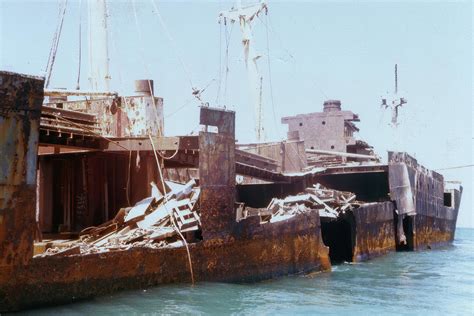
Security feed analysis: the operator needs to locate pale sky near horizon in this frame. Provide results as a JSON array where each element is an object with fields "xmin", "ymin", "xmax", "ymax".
[{"xmin": 1, "ymin": 0, "xmax": 472, "ymax": 227}]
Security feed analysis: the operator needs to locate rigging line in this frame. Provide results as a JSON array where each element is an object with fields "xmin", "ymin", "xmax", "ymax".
[
  {"xmin": 266, "ymin": 15, "xmax": 295, "ymax": 63},
  {"xmin": 44, "ymin": 2, "xmax": 62, "ymax": 79},
  {"xmin": 435, "ymin": 164, "xmax": 474, "ymax": 171},
  {"xmin": 312, "ymin": 80, "xmax": 329, "ymax": 101},
  {"xmin": 76, "ymin": 0, "xmax": 83, "ymax": 90},
  {"xmin": 264, "ymin": 14, "xmax": 281, "ymax": 139},
  {"xmin": 131, "ymin": 0, "xmax": 152, "ymax": 77},
  {"xmin": 126, "ymin": 150, "xmax": 132, "ymax": 207},
  {"xmin": 131, "ymin": 0, "xmax": 163, "ymax": 136},
  {"xmin": 107, "ymin": 1, "xmax": 125, "ymax": 92},
  {"xmin": 223, "ymin": 22, "xmax": 234, "ymax": 107},
  {"xmin": 45, "ymin": 0, "xmax": 68, "ymax": 88},
  {"xmin": 167, "ymin": 77, "xmax": 216, "ymax": 119},
  {"xmin": 215, "ymin": 22, "xmax": 223, "ymax": 105},
  {"xmin": 186, "ymin": 124, "xmax": 201, "ymax": 136},
  {"xmin": 44, "ymin": 3, "xmax": 61, "ymax": 73},
  {"xmin": 148, "ymin": 134, "xmax": 195, "ymax": 285},
  {"xmin": 263, "ymin": 15, "xmax": 329, "ymax": 103},
  {"xmin": 165, "ymin": 97, "xmax": 195, "ymax": 118},
  {"xmin": 150, "ymin": 0, "xmax": 194, "ymax": 89},
  {"xmin": 155, "ymin": 138, "xmax": 180, "ymax": 160},
  {"xmin": 191, "ymin": 78, "xmax": 216, "ymax": 106}
]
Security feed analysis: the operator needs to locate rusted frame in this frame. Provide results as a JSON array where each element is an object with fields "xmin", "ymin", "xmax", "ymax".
[
  {"xmin": 318, "ymin": 165, "xmax": 388, "ymax": 175},
  {"xmin": 235, "ymin": 149, "xmax": 279, "ymax": 172},
  {"xmin": 102, "ymin": 136, "xmax": 199, "ymax": 152}
]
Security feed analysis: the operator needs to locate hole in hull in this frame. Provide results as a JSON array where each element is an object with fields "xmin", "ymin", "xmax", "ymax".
[{"xmin": 321, "ymin": 213, "xmax": 355, "ymax": 264}]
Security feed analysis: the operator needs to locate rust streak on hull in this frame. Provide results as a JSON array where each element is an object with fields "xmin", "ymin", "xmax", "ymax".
[{"xmin": 352, "ymin": 202, "xmax": 396, "ymax": 262}]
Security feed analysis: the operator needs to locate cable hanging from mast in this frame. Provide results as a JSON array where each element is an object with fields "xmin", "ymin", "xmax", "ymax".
[
  {"xmin": 223, "ymin": 22, "xmax": 234, "ymax": 107},
  {"xmin": 45, "ymin": 0, "xmax": 68, "ymax": 88},
  {"xmin": 262, "ymin": 13, "xmax": 280, "ymax": 139},
  {"xmin": 215, "ymin": 20, "xmax": 223, "ymax": 105},
  {"xmin": 150, "ymin": 0, "xmax": 209, "ymax": 106},
  {"xmin": 76, "ymin": 0, "xmax": 83, "ymax": 90},
  {"xmin": 435, "ymin": 164, "xmax": 474, "ymax": 171}
]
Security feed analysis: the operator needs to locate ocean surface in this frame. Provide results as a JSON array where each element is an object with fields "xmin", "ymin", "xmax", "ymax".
[{"xmin": 23, "ymin": 228, "xmax": 473, "ymax": 315}]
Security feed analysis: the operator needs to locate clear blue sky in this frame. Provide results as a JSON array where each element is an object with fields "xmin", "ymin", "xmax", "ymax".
[{"xmin": 1, "ymin": 0, "xmax": 472, "ymax": 227}]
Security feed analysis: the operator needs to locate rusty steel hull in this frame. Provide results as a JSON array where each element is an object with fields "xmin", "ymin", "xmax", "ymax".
[
  {"xmin": 388, "ymin": 152, "xmax": 462, "ymax": 251},
  {"xmin": 0, "ymin": 211, "xmax": 330, "ymax": 312},
  {"xmin": 0, "ymin": 72, "xmax": 44, "ymax": 267},
  {"xmin": 411, "ymin": 182, "xmax": 461, "ymax": 251},
  {"xmin": 412, "ymin": 214, "xmax": 457, "ymax": 250},
  {"xmin": 352, "ymin": 202, "xmax": 396, "ymax": 262}
]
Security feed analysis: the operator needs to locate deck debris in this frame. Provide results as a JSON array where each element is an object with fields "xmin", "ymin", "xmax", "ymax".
[
  {"xmin": 241, "ymin": 183, "xmax": 359, "ymax": 223},
  {"xmin": 36, "ymin": 182, "xmax": 359, "ymax": 257},
  {"xmin": 35, "ymin": 180, "xmax": 201, "ymax": 257}
]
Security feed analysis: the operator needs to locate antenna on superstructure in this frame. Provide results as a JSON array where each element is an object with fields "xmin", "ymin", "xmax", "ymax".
[
  {"xmin": 395, "ymin": 64, "xmax": 398, "ymax": 94},
  {"xmin": 381, "ymin": 64, "xmax": 407, "ymax": 126},
  {"xmin": 219, "ymin": 0, "xmax": 268, "ymax": 142}
]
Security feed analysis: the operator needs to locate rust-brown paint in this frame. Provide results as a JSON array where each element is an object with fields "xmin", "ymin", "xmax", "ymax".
[
  {"xmin": 0, "ymin": 74, "xmax": 463, "ymax": 312},
  {"xmin": 0, "ymin": 211, "xmax": 330, "ymax": 311},
  {"xmin": 413, "ymin": 215, "xmax": 456, "ymax": 250},
  {"xmin": 352, "ymin": 202, "xmax": 396, "ymax": 261},
  {"xmin": 388, "ymin": 152, "xmax": 461, "ymax": 250},
  {"xmin": 0, "ymin": 71, "xmax": 44, "ymax": 267}
]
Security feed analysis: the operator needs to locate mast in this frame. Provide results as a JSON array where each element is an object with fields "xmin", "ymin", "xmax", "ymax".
[
  {"xmin": 381, "ymin": 64, "xmax": 407, "ymax": 127},
  {"xmin": 381, "ymin": 64, "xmax": 408, "ymax": 151},
  {"xmin": 88, "ymin": 0, "xmax": 111, "ymax": 91},
  {"xmin": 219, "ymin": 0, "xmax": 268, "ymax": 142}
]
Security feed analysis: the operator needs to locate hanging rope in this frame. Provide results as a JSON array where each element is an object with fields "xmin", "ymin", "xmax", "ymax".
[
  {"xmin": 165, "ymin": 97, "xmax": 195, "ymax": 119},
  {"xmin": 76, "ymin": 0, "xmax": 83, "ymax": 90},
  {"xmin": 108, "ymin": 3, "xmax": 126, "ymax": 93},
  {"xmin": 263, "ymin": 14, "xmax": 281, "ymax": 139},
  {"xmin": 131, "ymin": 0, "xmax": 152, "ymax": 77},
  {"xmin": 45, "ymin": 0, "xmax": 68, "ymax": 88},
  {"xmin": 215, "ymin": 22, "xmax": 223, "ymax": 105},
  {"xmin": 126, "ymin": 150, "xmax": 132, "ymax": 207},
  {"xmin": 223, "ymin": 22, "xmax": 234, "ymax": 107},
  {"xmin": 148, "ymin": 134, "xmax": 195, "ymax": 285},
  {"xmin": 131, "ymin": 0, "xmax": 164, "ymax": 136},
  {"xmin": 155, "ymin": 137, "xmax": 180, "ymax": 160}
]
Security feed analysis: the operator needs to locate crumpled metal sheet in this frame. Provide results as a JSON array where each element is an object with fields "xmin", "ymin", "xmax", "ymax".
[{"xmin": 388, "ymin": 162, "xmax": 416, "ymax": 216}]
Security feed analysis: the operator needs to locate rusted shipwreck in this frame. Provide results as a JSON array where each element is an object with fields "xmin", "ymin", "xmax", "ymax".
[{"xmin": 0, "ymin": 71, "xmax": 462, "ymax": 311}]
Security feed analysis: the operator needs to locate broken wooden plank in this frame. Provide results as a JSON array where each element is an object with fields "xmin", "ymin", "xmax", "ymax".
[
  {"xmin": 50, "ymin": 245, "xmax": 81, "ymax": 257},
  {"xmin": 136, "ymin": 198, "xmax": 186, "ymax": 229},
  {"xmin": 282, "ymin": 194, "xmax": 312, "ymax": 205},
  {"xmin": 124, "ymin": 197, "xmax": 156, "ymax": 222},
  {"xmin": 147, "ymin": 227, "xmax": 176, "ymax": 241}
]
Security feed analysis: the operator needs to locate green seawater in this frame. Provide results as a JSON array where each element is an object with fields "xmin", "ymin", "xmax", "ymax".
[{"xmin": 23, "ymin": 228, "xmax": 474, "ymax": 315}]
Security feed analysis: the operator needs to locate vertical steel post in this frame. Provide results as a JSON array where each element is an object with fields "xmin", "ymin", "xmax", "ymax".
[
  {"xmin": 199, "ymin": 107, "xmax": 236, "ymax": 239},
  {"xmin": 0, "ymin": 71, "xmax": 44, "ymax": 267}
]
